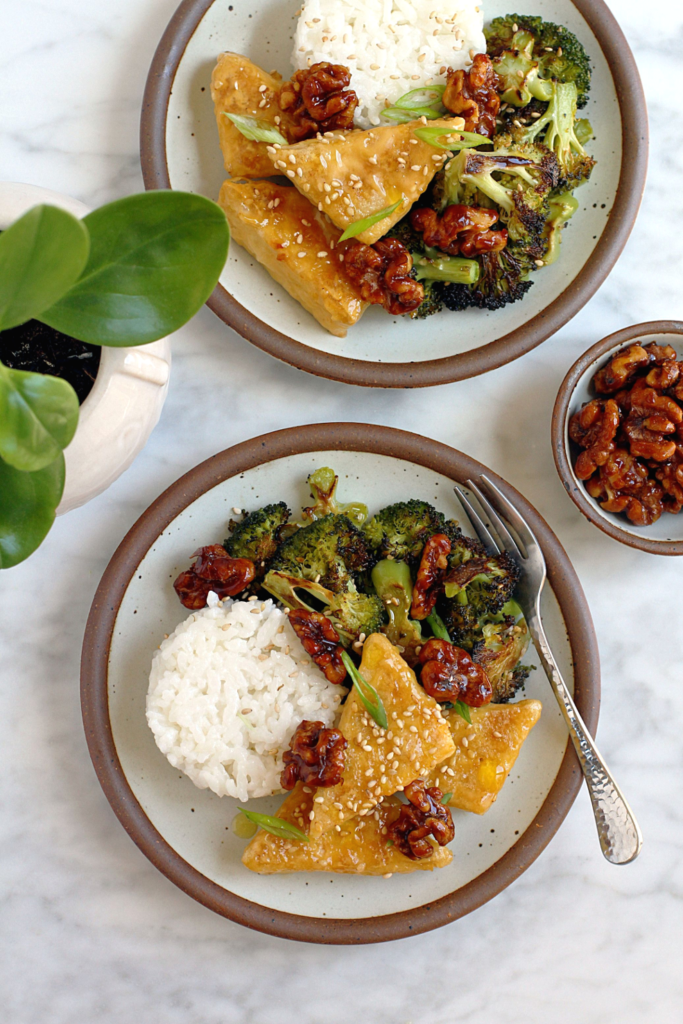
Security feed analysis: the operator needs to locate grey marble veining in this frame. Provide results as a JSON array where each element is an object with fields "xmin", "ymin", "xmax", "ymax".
[{"xmin": 1, "ymin": 1, "xmax": 683, "ymax": 1021}]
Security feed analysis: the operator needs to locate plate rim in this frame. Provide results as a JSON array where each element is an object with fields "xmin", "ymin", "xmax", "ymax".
[
  {"xmin": 139, "ymin": 0, "xmax": 648, "ymax": 389},
  {"xmin": 81, "ymin": 423, "xmax": 601, "ymax": 944},
  {"xmin": 551, "ymin": 320, "xmax": 683, "ymax": 555}
]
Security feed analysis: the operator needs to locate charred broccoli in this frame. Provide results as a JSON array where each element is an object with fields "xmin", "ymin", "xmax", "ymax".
[
  {"xmin": 472, "ymin": 607, "xmax": 532, "ymax": 702},
  {"xmin": 543, "ymin": 191, "xmax": 580, "ymax": 265},
  {"xmin": 485, "ymin": 14, "xmax": 592, "ymax": 108},
  {"xmin": 388, "ymin": 217, "xmax": 480, "ymax": 319},
  {"xmin": 438, "ymin": 540, "xmax": 521, "ymax": 649},
  {"xmin": 263, "ymin": 570, "xmax": 385, "ymax": 645},
  {"xmin": 267, "ymin": 513, "xmax": 370, "ymax": 592},
  {"xmin": 224, "ymin": 501, "xmax": 291, "ymax": 577},
  {"xmin": 302, "ymin": 467, "xmax": 368, "ymax": 527},
  {"xmin": 442, "ymin": 242, "xmax": 534, "ymax": 312},
  {"xmin": 503, "ymin": 83, "xmax": 595, "ymax": 187},
  {"xmin": 371, "ymin": 559, "xmax": 423, "ymax": 666},
  {"xmin": 362, "ymin": 500, "xmax": 456, "ymax": 565}
]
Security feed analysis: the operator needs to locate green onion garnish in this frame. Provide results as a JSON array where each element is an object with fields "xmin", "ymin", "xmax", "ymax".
[
  {"xmin": 382, "ymin": 86, "xmax": 447, "ymax": 122},
  {"xmin": 453, "ymin": 701, "xmax": 472, "ymax": 725},
  {"xmin": 341, "ymin": 650, "xmax": 388, "ymax": 729},
  {"xmin": 223, "ymin": 113, "xmax": 288, "ymax": 145},
  {"xmin": 413, "ymin": 127, "xmax": 491, "ymax": 151},
  {"xmin": 441, "ymin": 792, "xmax": 453, "ymax": 804},
  {"xmin": 237, "ymin": 808, "xmax": 310, "ymax": 842},
  {"xmin": 383, "ymin": 106, "xmax": 444, "ymax": 123},
  {"xmin": 339, "ymin": 200, "xmax": 404, "ymax": 242},
  {"xmin": 425, "ymin": 611, "xmax": 451, "ymax": 642},
  {"xmin": 393, "ymin": 85, "xmax": 447, "ymax": 109}
]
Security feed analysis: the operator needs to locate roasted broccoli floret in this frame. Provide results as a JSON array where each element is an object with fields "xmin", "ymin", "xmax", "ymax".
[
  {"xmin": 263, "ymin": 570, "xmax": 385, "ymax": 645},
  {"xmin": 371, "ymin": 559, "xmax": 423, "ymax": 666},
  {"xmin": 388, "ymin": 217, "xmax": 480, "ymax": 319},
  {"xmin": 438, "ymin": 546, "xmax": 521, "ymax": 649},
  {"xmin": 485, "ymin": 14, "xmax": 592, "ymax": 108},
  {"xmin": 302, "ymin": 467, "xmax": 368, "ymax": 527},
  {"xmin": 363, "ymin": 500, "xmax": 455, "ymax": 565},
  {"xmin": 442, "ymin": 242, "xmax": 535, "ymax": 312},
  {"xmin": 543, "ymin": 191, "xmax": 580, "ymax": 265},
  {"xmin": 506, "ymin": 82, "xmax": 595, "ymax": 187},
  {"xmin": 473, "ymin": 610, "xmax": 532, "ymax": 702},
  {"xmin": 224, "ymin": 501, "xmax": 291, "ymax": 577},
  {"xmin": 268, "ymin": 513, "xmax": 370, "ymax": 593}
]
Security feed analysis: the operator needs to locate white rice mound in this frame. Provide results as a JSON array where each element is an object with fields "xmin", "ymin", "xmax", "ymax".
[
  {"xmin": 146, "ymin": 596, "xmax": 345, "ymax": 802},
  {"xmin": 292, "ymin": 0, "xmax": 485, "ymax": 128}
]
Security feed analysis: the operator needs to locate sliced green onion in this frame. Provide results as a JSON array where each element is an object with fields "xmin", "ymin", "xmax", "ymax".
[
  {"xmin": 238, "ymin": 808, "xmax": 310, "ymax": 842},
  {"xmin": 453, "ymin": 701, "xmax": 472, "ymax": 725},
  {"xmin": 382, "ymin": 106, "xmax": 444, "ymax": 123},
  {"xmin": 223, "ymin": 113, "xmax": 288, "ymax": 145},
  {"xmin": 393, "ymin": 85, "xmax": 446, "ymax": 109},
  {"xmin": 339, "ymin": 200, "xmax": 404, "ymax": 242},
  {"xmin": 426, "ymin": 611, "xmax": 451, "ymax": 642},
  {"xmin": 441, "ymin": 792, "xmax": 453, "ymax": 804},
  {"xmin": 341, "ymin": 650, "xmax": 388, "ymax": 729},
  {"xmin": 413, "ymin": 127, "xmax": 491, "ymax": 151}
]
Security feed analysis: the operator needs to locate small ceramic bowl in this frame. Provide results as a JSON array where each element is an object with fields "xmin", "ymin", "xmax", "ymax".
[
  {"xmin": 552, "ymin": 321, "xmax": 683, "ymax": 555},
  {"xmin": 0, "ymin": 182, "xmax": 171, "ymax": 514}
]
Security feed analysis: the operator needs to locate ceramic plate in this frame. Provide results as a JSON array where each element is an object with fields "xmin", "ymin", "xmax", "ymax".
[
  {"xmin": 81, "ymin": 424, "xmax": 600, "ymax": 943},
  {"xmin": 141, "ymin": 0, "xmax": 647, "ymax": 387}
]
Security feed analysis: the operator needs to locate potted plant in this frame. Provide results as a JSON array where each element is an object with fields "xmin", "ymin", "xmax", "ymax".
[{"xmin": 0, "ymin": 185, "xmax": 229, "ymax": 570}]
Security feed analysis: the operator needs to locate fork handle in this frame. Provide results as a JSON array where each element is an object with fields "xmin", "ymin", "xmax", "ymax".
[{"xmin": 528, "ymin": 603, "xmax": 642, "ymax": 865}]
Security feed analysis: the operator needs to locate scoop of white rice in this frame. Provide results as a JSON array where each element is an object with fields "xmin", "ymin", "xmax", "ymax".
[
  {"xmin": 293, "ymin": 0, "xmax": 485, "ymax": 128},
  {"xmin": 146, "ymin": 596, "xmax": 345, "ymax": 802}
]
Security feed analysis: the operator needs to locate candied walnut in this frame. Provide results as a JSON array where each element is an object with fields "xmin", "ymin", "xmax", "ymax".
[
  {"xmin": 654, "ymin": 444, "xmax": 683, "ymax": 512},
  {"xmin": 386, "ymin": 779, "xmax": 455, "ymax": 860},
  {"xmin": 569, "ymin": 398, "xmax": 620, "ymax": 480},
  {"xmin": 288, "ymin": 608, "xmax": 347, "ymax": 685},
  {"xmin": 411, "ymin": 205, "xmax": 508, "ymax": 257},
  {"xmin": 280, "ymin": 720, "xmax": 348, "ymax": 791},
  {"xmin": 646, "ymin": 359, "xmax": 680, "ymax": 390},
  {"xmin": 410, "ymin": 534, "xmax": 452, "ymax": 620},
  {"xmin": 622, "ymin": 379, "xmax": 681, "ymax": 461},
  {"xmin": 644, "ymin": 342, "xmax": 677, "ymax": 364},
  {"xmin": 279, "ymin": 63, "xmax": 357, "ymax": 141},
  {"xmin": 173, "ymin": 545, "xmax": 255, "ymax": 609},
  {"xmin": 593, "ymin": 344, "xmax": 651, "ymax": 394},
  {"xmin": 344, "ymin": 238, "xmax": 424, "ymax": 315},
  {"xmin": 585, "ymin": 449, "xmax": 664, "ymax": 526},
  {"xmin": 442, "ymin": 53, "xmax": 501, "ymax": 137},
  {"xmin": 418, "ymin": 638, "xmax": 493, "ymax": 706}
]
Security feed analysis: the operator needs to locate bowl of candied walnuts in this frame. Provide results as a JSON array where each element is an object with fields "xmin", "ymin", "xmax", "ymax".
[{"xmin": 552, "ymin": 321, "xmax": 683, "ymax": 555}]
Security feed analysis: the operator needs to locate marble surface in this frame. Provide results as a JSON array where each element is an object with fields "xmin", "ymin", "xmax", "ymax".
[{"xmin": 1, "ymin": 1, "xmax": 682, "ymax": 1021}]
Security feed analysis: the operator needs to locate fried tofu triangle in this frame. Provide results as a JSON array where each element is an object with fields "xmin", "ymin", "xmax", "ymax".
[
  {"xmin": 427, "ymin": 700, "xmax": 543, "ymax": 815},
  {"xmin": 270, "ymin": 118, "xmax": 463, "ymax": 244},
  {"xmin": 218, "ymin": 179, "xmax": 367, "ymax": 337},
  {"xmin": 308, "ymin": 634, "xmax": 455, "ymax": 840},
  {"xmin": 242, "ymin": 783, "xmax": 452, "ymax": 874},
  {"xmin": 211, "ymin": 53, "xmax": 296, "ymax": 178}
]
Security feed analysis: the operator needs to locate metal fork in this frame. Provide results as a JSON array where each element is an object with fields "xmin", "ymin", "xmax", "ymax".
[{"xmin": 454, "ymin": 476, "xmax": 642, "ymax": 865}]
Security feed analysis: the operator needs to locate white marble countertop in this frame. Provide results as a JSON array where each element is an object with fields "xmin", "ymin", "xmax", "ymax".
[{"xmin": 1, "ymin": 1, "xmax": 682, "ymax": 1021}]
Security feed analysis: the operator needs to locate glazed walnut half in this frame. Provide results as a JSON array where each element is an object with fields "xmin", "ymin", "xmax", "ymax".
[
  {"xmin": 344, "ymin": 238, "xmax": 424, "ymax": 315},
  {"xmin": 418, "ymin": 638, "xmax": 493, "ymax": 706},
  {"xmin": 387, "ymin": 779, "xmax": 455, "ymax": 860},
  {"xmin": 173, "ymin": 545, "xmax": 255, "ymax": 609},
  {"xmin": 288, "ymin": 608, "xmax": 347, "ymax": 686},
  {"xmin": 410, "ymin": 205, "xmax": 508, "ymax": 258},
  {"xmin": 442, "ymin": 53, "xmax": 501, "ymax": 137},
  {"xmin": 280, "ymin": 720, "xmax": 348, "ymax": 791},
  {"xmin": 279, "ymin": 62, "xmax": 358, "ymax": 141},
  {"xmin": 410, "ymin": 533, "xmax": 452, "ymax": 620}
]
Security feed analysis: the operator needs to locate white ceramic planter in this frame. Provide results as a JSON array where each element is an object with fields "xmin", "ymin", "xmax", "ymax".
[{"xmin": 0, "ymin": 182, "xmax": 171, "ymax": 514}]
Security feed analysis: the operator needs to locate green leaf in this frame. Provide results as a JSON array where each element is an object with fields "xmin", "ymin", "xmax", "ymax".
[
  {"xmin": 238, "ymin": 808, "xmax": 310, "ymax": 842},
  {"xmin": 341, "ymin": 650, "xmax": 388, "ymax": 730},
  {"xmin": 413, "ymin": 127, "xmax": 491, "ymax": 150},
  {"xmin": 0, "ymin": 361, "xmax": 79, "ymax": 472},
  {"xmin": 0, "ymin": 453, "xmax": 65, "ymax": 569},
  {"xmin": 39, "ymin": 191, "xmax": 230, "ymax": 346},
  {"xmin": 223, "ymin": 113, "xmax": 288, "ymax": 145},
  {"xmin": 339, "ymin": 200, "xmax": 403, "ymax": 242},
  {"xmin": 0, "ymin": 205, "xmax": 89, "ymax": 331},
  {"xmin": 453, "ymin": 700, "xmax": 472, "ymax": 725},
  {"xmin": 426, "ymin": 611, "xmax": 451, "ymax": 642}
]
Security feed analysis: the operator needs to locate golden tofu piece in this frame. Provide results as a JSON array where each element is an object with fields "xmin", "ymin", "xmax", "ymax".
[
  {"xmin": 308, "ymin": 634, "xmax": 455, "ymax": 839},
  {"xmin": 211, "ymin": 53, "xmax": 295, "ymax": 178},
  {"xmin": 218, "ymin": 179, "xmax": 367, "ymax": 337},
  {"xmin": 270, "ymin": 119, "xmax": 463, "ymax": 244},
  {"xmin": 242, "ymin": 783, "xmax": 452, "ymax": 875},
  {"xmin": 427, "ymin": 700, "xmax": 543, "ymax": 815}
]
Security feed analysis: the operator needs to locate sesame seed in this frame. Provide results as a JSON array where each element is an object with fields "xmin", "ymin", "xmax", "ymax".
[
  {"xmin": 462, "ymin": 737, "xmax": 469, "ymax": 748},
  {"xmin": 535, "ymin": 259, "xmax": 545, "ymax": 267},
  {"xmin": 297, "ymin": 251, "xmax": 306, "ymax": 258},
  {"xmin": 286, "ymin": 169, "xmax": 296, "ymax": 179},
  {"xmin": 362, "ymin": 744, "xmax": 373, "ymax": 753},
  {"xmin": 317, "ymin": 251, "xmax": 328, "ymax": 257}
]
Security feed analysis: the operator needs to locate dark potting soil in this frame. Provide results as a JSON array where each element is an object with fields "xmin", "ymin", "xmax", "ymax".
[{"xmin": 0, "ymin": 320, "xmax": 101, "ymax": 404}]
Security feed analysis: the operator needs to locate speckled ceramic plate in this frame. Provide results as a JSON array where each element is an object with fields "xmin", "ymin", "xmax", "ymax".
[
  {"xmin": 141, "ymin": 0, "xmax": 647, "ymax": 387},
  {"xmin": 81, "ymin": 424, "xmax": 600, "ymax": 943}
]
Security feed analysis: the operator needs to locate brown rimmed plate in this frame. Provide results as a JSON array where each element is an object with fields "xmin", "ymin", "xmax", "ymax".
[
  {"xmin": 140, "ymin": 0, "xmax": 647, "ymax": 388},
  {"xmin": 81, "ymin": 423, "xmax": 600, "ymax": 943},
  {"xmin": 552, "ymin": 321, "xmax": 683, "ymax": 555}
]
